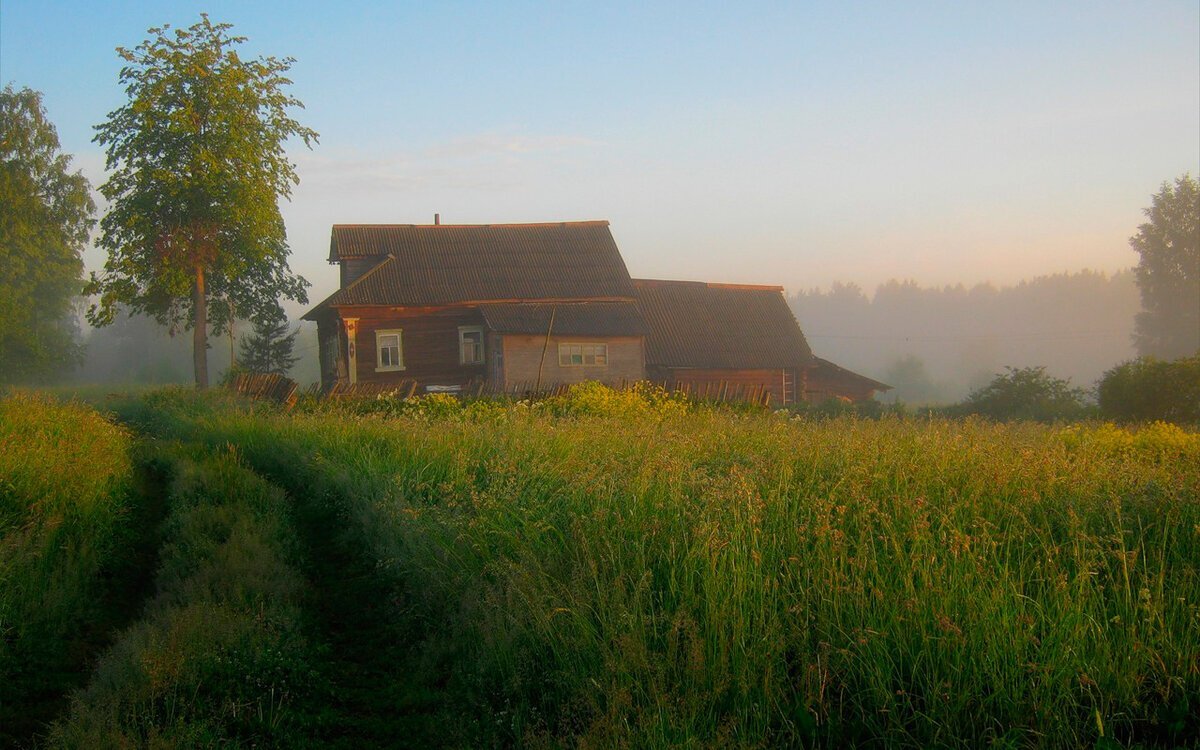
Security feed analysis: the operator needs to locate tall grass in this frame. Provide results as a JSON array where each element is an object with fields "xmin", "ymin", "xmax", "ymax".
[
  {"xmin": 47, "ymin": 446, "xmax": 315, "ymax": 747},
  {"xmin": 113, "ymin": 388, "xmax": 1200, "ymax": 747},
  {"xmin": 0, "ymin": 392, "xmax": 136, "ymax": 741}
]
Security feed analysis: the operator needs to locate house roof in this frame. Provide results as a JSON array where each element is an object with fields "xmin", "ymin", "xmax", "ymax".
[
  {"xmin": 633, "ymin": 279, "xmax": 814, "ymax": 369},
  {"xmin": 479, "ymin": 302, "xmax": 646, "ymax": 337},
  {"xmin": 807, "ymin": 357, "xmax": 893, "ymax": 392},
  {"xmin": 308, "ymin": 222, "xmax": 634, "ymax": 311}
]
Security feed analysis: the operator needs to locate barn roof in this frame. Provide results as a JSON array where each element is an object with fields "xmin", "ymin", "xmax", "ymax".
[
  {"xmin": 479, "ymin": 302, "xmax": 646, "ymax": 337},
  {"xmin": 633, "ymin": 279, "xmax": 814, "ymax": 369},
  {"xmin": 808, "ymin": 357, "xmax": 893, "ymax": 392}
]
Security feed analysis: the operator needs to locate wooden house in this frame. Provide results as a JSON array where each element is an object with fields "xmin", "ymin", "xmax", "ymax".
[
  {"xmin": 633, "ymin": 279, "xmax": 813, "ymax": 404},
  {"xmin": 302, "ymin": 221, "xmax": 647, "ymax": 392},
  {"xmin": 304, "ymin": 218, "xmax": 890, "ymax": 403}
]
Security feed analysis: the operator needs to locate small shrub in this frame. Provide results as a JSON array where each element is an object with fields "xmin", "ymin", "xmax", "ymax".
[
  {"xmin": 949, "ymin": 366, "xmax": 1092, "ymax": 422},
  {"xmin": 1097, "ymin": 355, "xmax": 1200, "ymax": 424},
  {"xmin": 540, "ymin": 380, "xmax": 690, "ymax": 419}
]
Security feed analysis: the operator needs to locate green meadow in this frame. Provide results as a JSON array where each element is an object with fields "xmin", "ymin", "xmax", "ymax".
[{"xmin": 1, "ymin": 386, "xmax": 1197, "ymax": 747}]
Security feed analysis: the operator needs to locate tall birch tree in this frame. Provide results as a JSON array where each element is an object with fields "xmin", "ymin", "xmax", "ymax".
[{"xmin": 87, "ymin": 15, "xmax": 317, "ymax": 387}]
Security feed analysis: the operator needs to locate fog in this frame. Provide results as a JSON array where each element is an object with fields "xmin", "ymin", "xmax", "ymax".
[
  {"xmin": 73, "ymin": 311, "xmax": 320, "ymax": 388},
  {"xmin": 790, "ymin": 269, "xmax": 1139, "ymax": 404}
]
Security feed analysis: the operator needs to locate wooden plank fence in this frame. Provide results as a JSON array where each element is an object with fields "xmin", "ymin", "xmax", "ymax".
[
  {"xmin": 324, "ymin": 380, "xmax": 420, "ymax": 400},
  {"xmin": 228, "ymin": 372, "xmax": 300, "ymax": 409}
]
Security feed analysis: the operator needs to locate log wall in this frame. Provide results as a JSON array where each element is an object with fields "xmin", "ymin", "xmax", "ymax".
[{"xmin": 501, "ymin": 335, "xmax": 644, "ymax": 387}]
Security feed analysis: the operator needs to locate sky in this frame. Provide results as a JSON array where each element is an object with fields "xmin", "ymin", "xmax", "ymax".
[{"xmin": 2, "ymin": 1, "xmax": 1198, "ymax": 316}]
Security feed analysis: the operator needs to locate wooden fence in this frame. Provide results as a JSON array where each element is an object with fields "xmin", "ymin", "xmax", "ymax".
[{"xmin": 228, "ymin": 372, "xmax": 300, "ymax": 409}]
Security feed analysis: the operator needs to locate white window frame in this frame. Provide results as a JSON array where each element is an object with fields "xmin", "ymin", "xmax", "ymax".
[
  {"xmin": 458, "ymin": 326, "xmax": 485, "ymax": 365},
  {"xmin": 376, "ymin": 329, "xmax": 405, "ymax": 371},
  {"xmin": 558, "ymin": 342, "xmax": 609, "ymax": 367}
]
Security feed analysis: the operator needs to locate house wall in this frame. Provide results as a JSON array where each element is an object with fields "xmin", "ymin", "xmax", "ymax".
[
  {"xmin": 346, "ymin": 306, "xmax": 488, "ymax": 387},
  {"xmin": 315, "ymin": 316, "xmax": 342, "ymax": 391},
  {"xmin": 500, "ymin": 335, "xmax": 644, "ymax": 388},
  {"xmin": 647, "ymin": 366, "xmax": 800, "ymax": 405}
]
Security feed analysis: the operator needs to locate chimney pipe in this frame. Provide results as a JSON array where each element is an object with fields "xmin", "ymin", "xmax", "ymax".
[{"xmin": 434, "ymin": 213, "xmax": 440, "ymax": 225}]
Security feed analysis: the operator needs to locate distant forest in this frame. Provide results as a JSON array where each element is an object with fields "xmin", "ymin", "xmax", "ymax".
[{"xmin": 788, "ymin": 269, "xmax": 1139, "ymax": 405}]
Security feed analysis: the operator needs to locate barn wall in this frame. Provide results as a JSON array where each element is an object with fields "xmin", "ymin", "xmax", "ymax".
[
  {"xmin": 348, "ymin": 307, "xmax": 488, "ymax": 387},
  {"xmin": 804, "ymin": 374, "xmax": 878, "ymax": 403},
  {"xmin": 501, "ymin": 335, "xmax": 644, "ymax": 387}
]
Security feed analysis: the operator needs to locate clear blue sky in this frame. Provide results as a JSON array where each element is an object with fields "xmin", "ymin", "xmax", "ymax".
[{"xmin": 3, "ymin": 1, "xmax": 1198, "ymax": 310}]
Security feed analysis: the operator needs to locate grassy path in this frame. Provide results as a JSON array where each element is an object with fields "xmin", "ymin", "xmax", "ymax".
[
  {"xmin": 2, "ymin": 458, "xmax": 168, "ymax": 747},
  {"xmin": 290, "ymin": 485, "xmax": 457, "ymax": 748},
  {"xmin": 92, "ymin": 391, "xmax": 465, "ymax": 745},
  {"xmin": 47, "ymin": 448, "xmax": 318, "ymax": 746}
]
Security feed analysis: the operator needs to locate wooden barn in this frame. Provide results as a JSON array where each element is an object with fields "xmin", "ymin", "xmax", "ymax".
[
  {"xmin": 804, "ymin": 357, "xmax": 893, "ymax": 403},
  {"xmin": 633, "ymin": 279, "xmax": 813, "ymax": 405},
  {"xmin": 302, "ymin": 221, "xmax": 647, "ymax": 392}
]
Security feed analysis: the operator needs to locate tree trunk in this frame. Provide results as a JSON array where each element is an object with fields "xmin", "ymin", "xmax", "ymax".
[{"xmin": 193, "ymin": 265, "xmax": 209, "ymax": 389}]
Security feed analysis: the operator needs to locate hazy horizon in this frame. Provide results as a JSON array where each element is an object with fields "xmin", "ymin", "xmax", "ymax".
[{"xmin": 3, "ymin": 1, "xmax": 1197, "ymax": 318}]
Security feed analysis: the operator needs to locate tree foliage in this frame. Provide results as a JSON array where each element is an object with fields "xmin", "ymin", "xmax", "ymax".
[
  {"xmin": 1131, "ymin": 174, "xmax": 1199, "ymax": 359},
  {"xmin": 0, "ymin": 85, "xmax": 95, "ymax": 384},
  {"xmin": 86, "ymin": 15, "xmax": 317, "ymax": 387},
  {"xmin": 951, "ymin": 366, "xmax": 1091, "ymax": 422},
  {"xmin": 237, "ymin": 307, "xmax": 299, "ymax": 376},
  {"xmin": 1098, "ymin": 356, "xmax": 1200, "ymax": 424}
]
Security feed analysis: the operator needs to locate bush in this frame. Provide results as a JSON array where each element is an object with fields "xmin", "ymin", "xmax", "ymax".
[
  {"xmin": 949, "ymin": 366, "xmax": 1092, "ymax": 422},
  {"xmin": 1097, "ymin": 355, "xmax": 1200, "ymax": 424}
]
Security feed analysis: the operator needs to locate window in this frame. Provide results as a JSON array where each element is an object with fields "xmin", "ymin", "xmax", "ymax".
[
  {"xmin": 459, "ymin": 326, "xmax": 484, "ymax": 365},
  {"xmin": 376, "ymin": 329, "xmax": 404, "ymax": 371},
  {"xmin": 558, "ymin": 342, "xmax": 608, "ymax": 367}
]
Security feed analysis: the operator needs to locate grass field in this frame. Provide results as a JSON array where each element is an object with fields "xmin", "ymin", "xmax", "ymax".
[
  {"xmin": 2, "ymin": 386, "xmax": 1198, "ymax": 747},
  {"xmin": 48, "ymin": 447, "xmax": 316, "ymax": 747},
  {"xmin": 0, "ymin": 393, "xmax": 145, "ymax": 743}
]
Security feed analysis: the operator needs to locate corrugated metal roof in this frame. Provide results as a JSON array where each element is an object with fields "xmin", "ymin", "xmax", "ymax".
[
  {"xmin": 311, "ymin": 222, "xmax": 634, "ymax": 306},
  {"xmin": 634, "ymin": 279, "xmax": 813, "ymax": 369},
  {"xmin": 479, "ymin": 302, "xmax": 646, "ymax": 336}
]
